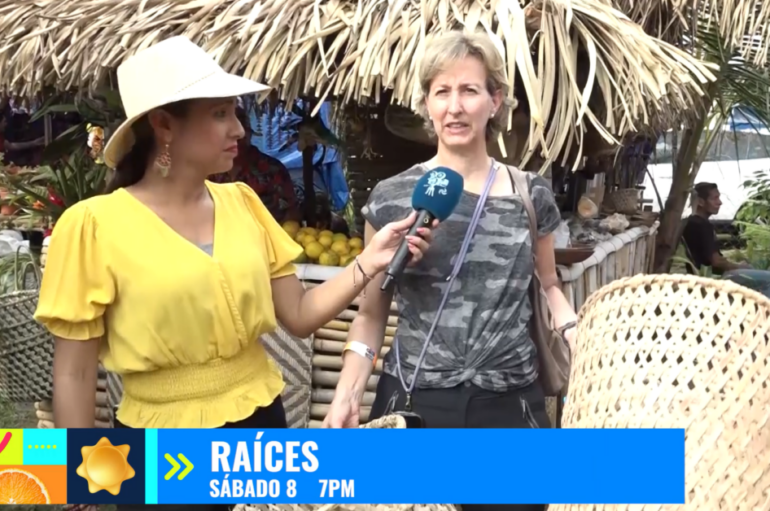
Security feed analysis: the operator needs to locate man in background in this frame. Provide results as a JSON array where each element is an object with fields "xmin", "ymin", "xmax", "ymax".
[
  {"xmin": 681, "ymin": 182, "xmax": 748, "ymax": 274},
  {"xmin": 682, "ymin": 182, "xmax": 770, "ymax": 297}
]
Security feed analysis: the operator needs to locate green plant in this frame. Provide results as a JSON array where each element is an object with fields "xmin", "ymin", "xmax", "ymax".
[
  {"xmin": 0, "ymin": 92, "xmax": 118, "ymax": 224},
  {"xmin": 30, "ymin": 89, "xmax": 124, "ymax": 164},
  {"xmin": 733, "ymin": 168, "xmax": 770, "ymax": 269},
  {"xmin": 670, "ymin": 254, "xmax": 717, "ymax": 277},
  {"xmin": 4, "ymin": 147, "xmax": 108, "ymax": 223},
  {"xmin": 0, "ymin": 249, "xmax": 40, "ymax": 295}
]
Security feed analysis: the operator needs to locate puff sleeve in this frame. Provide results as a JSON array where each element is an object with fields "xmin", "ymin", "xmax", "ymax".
[
  {"xmin": 34, "ymin": 202, "xmax": 115, "ymax": 340},
  {"xmin": 236, "ymin": 183, "xmax": 303, "ymax": 278}
]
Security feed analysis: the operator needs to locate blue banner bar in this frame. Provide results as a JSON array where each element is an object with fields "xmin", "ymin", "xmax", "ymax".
[{"xmin": 152, "ymin": 429, "xmax": 684, "ymax": 505}]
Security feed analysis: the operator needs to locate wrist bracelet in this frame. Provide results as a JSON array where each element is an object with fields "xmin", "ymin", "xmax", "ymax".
[
  {"xmin": 342, "ymin": 341, "xmax": 377, "ymax": 368},
  {"xmin": 354, "ymin": 256, "xmax": 373, "ymax": 281},
  {"xmin": 353, "ymin": 256, "xmax": 374, "ymax": 297}
]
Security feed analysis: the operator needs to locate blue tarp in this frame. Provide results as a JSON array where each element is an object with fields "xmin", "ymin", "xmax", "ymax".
[{"xmin": 246, "ymin": 101, "xmax": 349, "ymax": 211}]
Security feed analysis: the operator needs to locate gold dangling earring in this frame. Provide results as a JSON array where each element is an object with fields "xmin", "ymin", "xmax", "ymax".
[{"xmin": 155, "ymin": 143, "xmax": 171, "ymax": 178}]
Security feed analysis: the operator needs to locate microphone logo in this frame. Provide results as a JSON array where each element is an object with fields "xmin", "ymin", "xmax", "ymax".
[{"xmin": 424, "ymin": 171, "xmax": 449, "ymax": 197}]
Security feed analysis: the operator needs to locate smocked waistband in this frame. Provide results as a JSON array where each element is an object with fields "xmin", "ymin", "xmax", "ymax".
[{"xmin": 121, "ymin": 342, "xmax": 268, "ymax": 403}]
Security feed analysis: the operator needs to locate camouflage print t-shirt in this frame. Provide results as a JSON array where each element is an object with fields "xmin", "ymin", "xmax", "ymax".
[{"xmin": 361, "ymin": 164, "xmax": 561, "ymax": 392}]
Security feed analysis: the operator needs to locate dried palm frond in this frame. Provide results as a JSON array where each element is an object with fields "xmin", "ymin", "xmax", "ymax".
[
  {"xmin": 610, "ymin": 0, "xmax": 689, "ymax": 41},
  {"xmin": 0, "ymin": 0, "xmax": 716, "ymax": 171},
  {"xmin": 612, "ymin": 0, "xmax": 770, "ymax": 69}
]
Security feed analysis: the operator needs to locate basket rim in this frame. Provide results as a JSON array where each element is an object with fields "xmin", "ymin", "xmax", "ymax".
[{"xmin": 578, "ymin": 273, "xmax": 770, "ymax": 322}]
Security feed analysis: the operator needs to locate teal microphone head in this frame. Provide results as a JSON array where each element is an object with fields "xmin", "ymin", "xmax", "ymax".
[{"xmin": 411, "ymin": 167, "xmax": 464, "ymax": 222}]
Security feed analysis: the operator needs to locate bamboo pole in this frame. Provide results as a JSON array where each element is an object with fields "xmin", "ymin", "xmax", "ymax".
[
  {"xmin": 312, "ymin": 389, "xmax": 376, "ymax": 406},
  {"xmin": 312, "ymin": 370, "xmax": 379, "ymax": 391}
]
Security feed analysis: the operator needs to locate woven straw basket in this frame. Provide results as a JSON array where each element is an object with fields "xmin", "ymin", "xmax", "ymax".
[
  {"xmin": 234, "ymin": 416, "xmax": 460, "ymax": 511},
  {"xmin": 0, "ymin": 249, "xmax": 54, "ymax": 402},
  {"xmin": 551, "ymin": 274, "xmax": 770, "ymax": 511}
]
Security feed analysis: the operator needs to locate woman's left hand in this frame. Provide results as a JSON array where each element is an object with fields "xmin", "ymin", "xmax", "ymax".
[{"xmin": 359, "ymin": 211, "xmax": 437, "ymax": 275}]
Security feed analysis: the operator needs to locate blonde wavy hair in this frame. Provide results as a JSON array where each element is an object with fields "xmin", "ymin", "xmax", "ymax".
[{"xmin": 414, "ymin": 30, "xmax": 513, "ymax": 141}]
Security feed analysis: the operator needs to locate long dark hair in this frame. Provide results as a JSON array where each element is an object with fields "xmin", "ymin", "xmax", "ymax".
[{"xmin": 105, "ymin": 101, "xmax": 190, "ymax": 193}]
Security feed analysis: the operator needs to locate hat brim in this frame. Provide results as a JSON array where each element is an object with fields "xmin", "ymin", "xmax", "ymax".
[{"xmin": 103, "ymin": 72, "xmax": 270, "ymax": 169}]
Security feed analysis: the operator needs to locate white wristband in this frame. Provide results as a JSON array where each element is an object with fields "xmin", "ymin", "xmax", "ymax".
[{"xmin": 342, "ymin": 341, "xmax": 377, "ymax": 368}]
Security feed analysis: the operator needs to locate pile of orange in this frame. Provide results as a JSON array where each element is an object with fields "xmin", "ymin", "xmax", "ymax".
[
  {"xmin": 0, "ymin": 468, "xmax": 50, "ymax": 504},
  {"xmin": 283, "ymin": 223, "xmax": 364, "ymax": 267}
]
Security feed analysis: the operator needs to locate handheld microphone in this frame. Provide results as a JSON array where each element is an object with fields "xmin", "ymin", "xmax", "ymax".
[{"xmin": 380, "ymin": 167, "xmax": 464, "ymax": 291}]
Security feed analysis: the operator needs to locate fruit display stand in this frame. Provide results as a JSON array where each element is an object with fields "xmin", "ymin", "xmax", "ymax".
[{"xmin": 284, "ymin": 222, "xmax": 364, "ymax": 268}]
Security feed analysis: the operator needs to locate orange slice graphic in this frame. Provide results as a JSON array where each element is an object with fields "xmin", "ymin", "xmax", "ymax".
[{"xmin": 0, "ymin": 468, "xmax": 51, "ymax": 504}]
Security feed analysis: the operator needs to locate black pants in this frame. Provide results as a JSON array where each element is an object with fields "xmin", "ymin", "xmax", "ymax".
[
  {"xmin": 371, "ymin": 374, "xmax": 551, "ymax": 511},
  {"xmin": 115, "ymin": 396, "xmax": 287, "ymax": 511}
]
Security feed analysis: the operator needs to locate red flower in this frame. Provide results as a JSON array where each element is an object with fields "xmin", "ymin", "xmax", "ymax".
[{"xmin": 47, "ymin": 186, "xmax": 65, "ymax": 207}]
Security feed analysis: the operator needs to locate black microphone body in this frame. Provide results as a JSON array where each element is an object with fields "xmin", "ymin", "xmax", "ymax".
[
  {"xmin": 377, "ymin": 166, "xmax": 465, "ymax": 292},
  {"xmin": 380, "ymin": 209, "xmax": 435, "ymax": 291}
]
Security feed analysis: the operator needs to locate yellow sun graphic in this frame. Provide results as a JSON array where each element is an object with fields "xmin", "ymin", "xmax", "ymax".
[{"xmin": 76, "ymin": 437, "xmax": 135, "ymax": 495}]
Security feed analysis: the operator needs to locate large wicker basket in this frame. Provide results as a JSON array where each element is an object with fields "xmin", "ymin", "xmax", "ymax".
[
  {"xmin": 552, "ymin": 274, "xmax": 770, "ymax": 511},
  {"xmin": 0, "ymin": 249, "xmax": 54, "ymax": 402}
]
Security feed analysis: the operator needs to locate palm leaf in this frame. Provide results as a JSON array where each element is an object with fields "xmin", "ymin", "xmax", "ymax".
[{"xmin": 0, "ymin": 0, "xmax": 717, "ymax": 173}]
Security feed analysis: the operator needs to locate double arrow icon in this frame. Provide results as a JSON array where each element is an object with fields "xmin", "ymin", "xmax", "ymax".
[{"xmin": 164, "ymin": 453, "xmax": 194, "ymax": 481}]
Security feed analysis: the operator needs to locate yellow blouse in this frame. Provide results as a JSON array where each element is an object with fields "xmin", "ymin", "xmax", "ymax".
[{"xmin": 34, "ymin": 181, "xmax": 303, "ymax": 429}]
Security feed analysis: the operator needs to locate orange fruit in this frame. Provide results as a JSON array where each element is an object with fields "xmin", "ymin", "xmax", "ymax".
[
  {"xmin": 330, "ymin": 240, "xmax": 350, "ymax": 256},
  {"xmin": 0, "ymin": 468, "xmax": 50, "ymax": 504},
  {"xmin": 318, "ymin": 235, "xmax": 333, "ymax": 248}
]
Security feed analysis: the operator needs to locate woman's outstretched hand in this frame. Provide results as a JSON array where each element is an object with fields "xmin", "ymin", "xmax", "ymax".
[
  {"xmin": 323, "ymin": 389, "xmax": 361, "ymax": 429},
  {"xmin": 357, "ymin": 211, "xmax": 437, "ymax": 276}
]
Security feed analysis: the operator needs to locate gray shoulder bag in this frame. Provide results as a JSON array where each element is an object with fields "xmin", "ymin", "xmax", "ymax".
[{"xmin": 505, "ymin": 165, "xmax": 571, "ymax": 396}]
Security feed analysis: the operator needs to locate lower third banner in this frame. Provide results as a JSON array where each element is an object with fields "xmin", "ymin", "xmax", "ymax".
[{"xmin": 140, "ymin": 429, "xmax": 684, "ymax": 505}]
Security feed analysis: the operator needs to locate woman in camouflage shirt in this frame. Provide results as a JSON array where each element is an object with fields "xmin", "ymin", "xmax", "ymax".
[{"xmin": 325, "ymin": 31, "xmax": 579, "ymax": 511}]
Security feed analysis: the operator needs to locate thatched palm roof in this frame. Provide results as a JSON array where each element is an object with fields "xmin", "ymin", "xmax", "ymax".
[
  {"xmin": 615, "ymin": 0, "xmax": 770, "ymax": 66},
  {"xmin": 0, "ymin": 0, "xmax": 716, "ymax": 168}
]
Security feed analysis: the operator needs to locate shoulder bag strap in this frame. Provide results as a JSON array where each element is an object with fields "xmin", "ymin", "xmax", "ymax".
[
  {"xmin": 506, "ymin": 166, "xmax": 538, "ymax": 256},
  {"xmin": 394, "ymin": 159, "xmax": 498, "ymax": 410},
  {"xmin": 505, "ymin": 166, "xmax": 552, "ymax": 324}
]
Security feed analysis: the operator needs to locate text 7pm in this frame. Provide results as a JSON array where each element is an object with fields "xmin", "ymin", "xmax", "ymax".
[{"xmin": 319, "ymin": 480, "xmax": 355, "ymax": 498}]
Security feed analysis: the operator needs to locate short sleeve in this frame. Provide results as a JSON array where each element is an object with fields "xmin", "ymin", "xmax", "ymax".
[
  {"xmin": 34, "ymin": 202, "xmax": 115, "ymax": 340},
  {"xmin": 236, "ymin": 183, "xmax": 303, "ymax": 278},
  {"xmin": 360, "ymin": 172, "xmax": 415, "ymax": 231},
  {"xmin": 529, "ymin": 174, "xmax": 562, "ymax": 236},
  {"xmin": 360, "ymin": 182, "xmax": 388, "ymax": 231}
]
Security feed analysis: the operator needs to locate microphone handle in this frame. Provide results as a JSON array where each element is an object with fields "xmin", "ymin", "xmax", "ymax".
[{"xmin": 380, "ymin": 209, "xmax": 435, "ymax": 292}]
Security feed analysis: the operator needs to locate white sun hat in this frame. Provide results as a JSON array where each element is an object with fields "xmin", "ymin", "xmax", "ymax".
[{"xmin": 102, "ymin": 35, "xmax": 271, "ymax": 169}]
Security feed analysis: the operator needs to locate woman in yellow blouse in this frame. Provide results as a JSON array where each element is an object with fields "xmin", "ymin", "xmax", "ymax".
[{"xmin": 34, "ymin": 36, "xmax": 434, "ymax": 438}]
